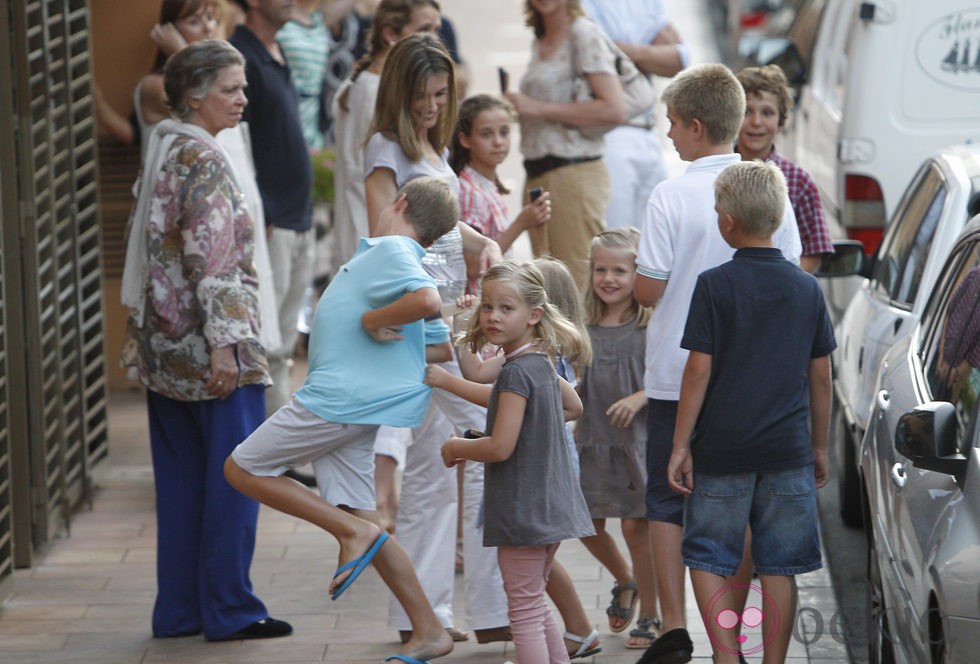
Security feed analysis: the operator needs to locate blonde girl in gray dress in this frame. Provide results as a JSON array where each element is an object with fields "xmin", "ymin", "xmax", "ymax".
[{"xmin": 575, "ymin": 227, "xmax": 662, "ymax": 649}]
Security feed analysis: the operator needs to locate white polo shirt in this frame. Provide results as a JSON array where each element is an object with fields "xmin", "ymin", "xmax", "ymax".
[{"xmin": 636, "ymin": 153, "xmax": 801, "ymax": 400}]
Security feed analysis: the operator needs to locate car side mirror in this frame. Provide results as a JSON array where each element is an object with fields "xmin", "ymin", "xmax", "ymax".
[
  {"xmin": 755, "ymin": 37, "xmax": 807, "ymax": 87},
  {"xmin": 816, "ymin": 241, "xmax": 868, "ymax": 278},
  {"xmin": 895, "ymin": 401, "xmax": 968, "ymax": 483}
]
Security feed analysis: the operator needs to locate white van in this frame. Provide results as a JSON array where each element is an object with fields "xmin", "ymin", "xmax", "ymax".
[{"xmin": 753, "ymin": 0, "xmax": 980, "ymax": 314}]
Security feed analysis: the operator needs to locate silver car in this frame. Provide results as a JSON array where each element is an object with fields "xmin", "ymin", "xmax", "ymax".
[
  {"xmin": 832, "ymin": 144, "xmax": 980, "ymax": 527},
  {"xmin": 861, "ymin": 215, "xmax": 980, "ymax": 663}
]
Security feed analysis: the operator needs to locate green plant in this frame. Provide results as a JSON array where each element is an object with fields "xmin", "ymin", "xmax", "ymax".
[{"xmin": 310, "ymin": 147, "xmax": 336, "ymax": 205}]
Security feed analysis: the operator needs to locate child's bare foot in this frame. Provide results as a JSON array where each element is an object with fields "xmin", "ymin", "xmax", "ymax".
[
  {"xmin": 390, "ymin": 626, "xmax": 453, "ymax": 662},
  {"xmin": 328, "ymin": 522, "xmax": 385, "ymax": 597}
]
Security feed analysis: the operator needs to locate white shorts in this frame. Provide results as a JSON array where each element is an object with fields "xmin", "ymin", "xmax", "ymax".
[{"xmin": 231, "ymin": 399, "xmax": 378, "ymax": 511}]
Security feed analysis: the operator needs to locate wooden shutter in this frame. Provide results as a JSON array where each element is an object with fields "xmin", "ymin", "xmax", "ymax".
[{"xmin": 0, "ymin": 0, "xmax": 108, "ymax": 569}]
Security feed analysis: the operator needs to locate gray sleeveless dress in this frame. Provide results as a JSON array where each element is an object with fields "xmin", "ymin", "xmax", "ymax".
[{"xmin": 575, "ymin": 319, "xmax": 648, "ymax": 518}]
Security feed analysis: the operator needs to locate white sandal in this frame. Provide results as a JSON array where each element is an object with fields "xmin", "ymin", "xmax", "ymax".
[{"xmin": 564, "ymin": 628, "xmax": 602, "ymax": 659}]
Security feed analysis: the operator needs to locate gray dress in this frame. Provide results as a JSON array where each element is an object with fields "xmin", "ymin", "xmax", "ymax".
[
  {"xmin": 483, "ymin": 353, "xmax": 595, "ymax": 547},
  {"xmin": 575, "ymin": 320, "xmax": 648, "ymax": 518}
]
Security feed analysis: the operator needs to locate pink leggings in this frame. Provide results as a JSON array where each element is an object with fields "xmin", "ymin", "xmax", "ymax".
[{"xmin": 497, "ymin": 543, "xmax": 570, "ymax": 664}]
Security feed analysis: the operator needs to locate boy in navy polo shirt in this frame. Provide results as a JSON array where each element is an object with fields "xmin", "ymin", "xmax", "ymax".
[{"xmin": 666, "ymin": 161, "xmax": 835, "ymax": 664}]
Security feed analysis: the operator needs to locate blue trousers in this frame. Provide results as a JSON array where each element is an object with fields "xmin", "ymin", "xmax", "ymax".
[{"xmin": 146, "ymin": 385, "xmax": 269, "ymax": 640}]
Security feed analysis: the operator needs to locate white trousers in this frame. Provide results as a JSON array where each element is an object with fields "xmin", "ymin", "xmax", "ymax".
[
  {"xmin": 265, "ymin": 226, "xmax": 315, "ymax": 416},
  {"xmin": 602, "ymin": 126, "xmax": 668, "ymax": 229},
  {"xmin": 387, "ymin": 359, "xmax": 509, "ymax": 631}
]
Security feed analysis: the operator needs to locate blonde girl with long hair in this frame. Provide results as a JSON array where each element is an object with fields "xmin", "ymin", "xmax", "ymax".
[
  {"xmin": 576, "ymin": 228, "xmax": 661, "ymax": 648},
  {"xmin": 332, "ymin": 0, "xmax": 443, "ymax": 266},
  {"xmin": 430, "ymin": 261, "xmax": 595, "ymax": 664}
]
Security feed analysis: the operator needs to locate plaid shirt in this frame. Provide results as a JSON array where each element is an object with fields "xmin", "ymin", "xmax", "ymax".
[
  {"xmin": 768, "ymin": 148, "xmax": 834, "ymax": 257},
  {"xmin": 458, "ymin": 166, "xmax": 509, "ymax": 242}
]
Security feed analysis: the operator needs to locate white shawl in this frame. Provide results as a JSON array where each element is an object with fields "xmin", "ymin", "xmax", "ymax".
[{"xmin": 120, "ymin": 119, "xmax": 280, "ymax": 350}]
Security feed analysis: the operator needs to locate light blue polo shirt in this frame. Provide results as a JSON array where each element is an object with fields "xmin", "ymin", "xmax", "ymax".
[{"xmin": 293, "ymin": 235, "xmax": 449, "ymax": 427}]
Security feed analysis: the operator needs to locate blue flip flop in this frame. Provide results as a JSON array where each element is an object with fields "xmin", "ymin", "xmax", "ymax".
[
  {"xmin": 330, "ymin": 531, "xmax": 390, "ymax": 601},
  {"xmin": 385, "ymin": 656, "xmax": 429, "ymax": 664}
]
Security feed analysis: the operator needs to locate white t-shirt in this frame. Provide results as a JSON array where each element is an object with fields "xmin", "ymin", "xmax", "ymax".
[
  {"xmin": 636, "ymin": 153, "xmax": 802, "ymax": 400},
  {"xmin": 363, "ymin": 132, "xmax": 465, "ymax": 302}
]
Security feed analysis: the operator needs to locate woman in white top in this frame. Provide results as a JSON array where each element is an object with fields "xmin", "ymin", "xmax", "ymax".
[
  {"xmin": 505, "ymin": 0, "xmax": 626, "ymax": 287},
  {"xmin": 332, "ymin": 0, "xmax": 442, "ymax": 268},
  {"xmin": 363, "ymin": 32, "xmax": 510, "ymax": 647}
]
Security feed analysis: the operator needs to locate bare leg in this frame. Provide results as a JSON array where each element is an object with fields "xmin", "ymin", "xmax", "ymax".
[
  {"xmin": 622, "ymin": 517, "xmax": 660, "ymax": 646},
  {"xmin": 580, "ymin": 518, "xmax": 635, "ymax": 631},
  {"xmin": 758, "ymin": 574, "xmax": 796, "ymax": 664},
  {"xmin": 691, "ymin": 569, "xmax": 740, "ymax": 664},
  {"xmin": 546, "ymin": 559, "xmax": 599, "ymax": 654},
  {"xmin": 224, "ymin": 457, "xmax": 452, "ymax": 661},
  {"xmin": 731, "ymin": 529, "xmax": 754, "ymax": 644},
  {"xmin": 374, "ymin": 453, "xmax": 399, "ymax": 534},
  {"xmin": 649, "ymin": 520, "xmax": 686, "ymax": 632}
]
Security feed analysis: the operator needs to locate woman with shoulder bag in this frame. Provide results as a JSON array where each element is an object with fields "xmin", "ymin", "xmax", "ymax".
[{"xmin": 504, "ymin": 0, "xmax": 626, "ymax": 288}]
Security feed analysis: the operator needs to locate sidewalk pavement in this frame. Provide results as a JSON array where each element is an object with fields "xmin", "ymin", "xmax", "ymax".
[{"xmin": 0, "ymin": 388, "xmax": 850, "ymax": 663}]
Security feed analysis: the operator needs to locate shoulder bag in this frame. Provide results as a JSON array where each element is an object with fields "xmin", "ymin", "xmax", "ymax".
[{"xmin": 570, "ymin": 24, "xmax": 656, "ymax": 140}]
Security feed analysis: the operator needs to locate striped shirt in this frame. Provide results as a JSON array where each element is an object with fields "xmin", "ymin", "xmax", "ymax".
[{"xmin": 278, "ymin": 13, "xmax": 330, "ymax": 150}]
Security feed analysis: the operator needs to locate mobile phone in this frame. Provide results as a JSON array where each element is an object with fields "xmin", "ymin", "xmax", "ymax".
[
  {"xmin": 497, "ymin": 67, "xmax": 509, "ymax": 94},
  {"xmin": 463, "ymin": 429, "xmax": 485, "ymax": 439},
  {"xmin": 529, "ymin": 187, "xmax": 543, "ymax": 203}
]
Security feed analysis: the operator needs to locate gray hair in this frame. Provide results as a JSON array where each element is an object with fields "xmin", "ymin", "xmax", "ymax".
[{"xmin": 164, "ymin": 39, "xmax": 245, "ymax": 121}]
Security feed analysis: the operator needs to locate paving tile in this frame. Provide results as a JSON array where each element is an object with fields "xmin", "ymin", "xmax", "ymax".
[{"xmin": 0, "ymin": 384, "xmax": 847, "ymax": 663}]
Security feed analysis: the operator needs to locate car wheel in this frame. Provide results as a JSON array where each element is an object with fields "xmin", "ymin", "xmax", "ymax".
[
  {"xmin": 837, "ymin": 412, "xmax": 865, "ymax": 527},
  {"xmin": 928, "ymin": 597, "xmax": 948, "ymax": 664},
  {"xmin": 867, "ymin": 530, "xmax": 896, "ymax": 663}
]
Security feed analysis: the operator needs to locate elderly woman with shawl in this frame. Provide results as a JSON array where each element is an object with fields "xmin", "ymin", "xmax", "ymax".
[{"xmin": 120, "ymin": 39, "xmax": 291, "ymax": 643}]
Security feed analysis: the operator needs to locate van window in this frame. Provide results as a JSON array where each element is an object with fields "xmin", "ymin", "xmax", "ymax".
[{"xmin": 871, "ymin": 163, "xmax": 947, "ymax": 305}]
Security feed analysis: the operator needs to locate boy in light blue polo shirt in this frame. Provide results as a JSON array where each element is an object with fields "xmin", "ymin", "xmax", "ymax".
[{"xmin": 225, "ymin": 176, "xmax": 459, "ymax": 664}]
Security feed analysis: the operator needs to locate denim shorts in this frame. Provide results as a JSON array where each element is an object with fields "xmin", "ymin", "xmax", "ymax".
[
  {"xmin": 682, "ymin": 465, "xmax": 822, "ymax": 577},
  {"xmin": 644, "ymin": 399, "xmax": 684, "ymax": 525}
]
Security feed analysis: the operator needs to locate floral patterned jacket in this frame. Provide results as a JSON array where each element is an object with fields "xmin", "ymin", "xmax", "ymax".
[{"xmin": 122, "ymin": 135, "xmax": 270, "ymax": 401}]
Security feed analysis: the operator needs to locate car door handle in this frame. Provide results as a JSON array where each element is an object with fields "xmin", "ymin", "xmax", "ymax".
[
  {"xmin": 876, "ymin": 389, "xmax": 890, "ymax": 411},
  {"xmin": 890, "ymin": 462, "xmax": 907, "ymax": 489}
]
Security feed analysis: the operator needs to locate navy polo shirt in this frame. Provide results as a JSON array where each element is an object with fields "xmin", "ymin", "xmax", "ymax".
[
  {"xmin": 230, "ymin": 25, "xmax": 312, "ymax": 232},
  {"xmin": 681, "ymin": 247, "xmax": 836, "ymax": 475}
]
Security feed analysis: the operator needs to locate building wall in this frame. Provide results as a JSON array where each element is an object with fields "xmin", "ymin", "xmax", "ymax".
[{"xmin": 89, "ymin": 1, "xmax": 159, "ymax": 389}]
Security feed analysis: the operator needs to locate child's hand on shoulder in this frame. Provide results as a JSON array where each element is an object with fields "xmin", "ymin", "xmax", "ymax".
[
  {"xmin": 440, "ymin": 437, "xmax": 466, "ymax": 468},
  {"xmin": 606, "ymin": 392, "xmax": 646, "ymax": 428},
  {"xmin": 456, "ymin": 293, "xmax": 477, "ymax": 310}
]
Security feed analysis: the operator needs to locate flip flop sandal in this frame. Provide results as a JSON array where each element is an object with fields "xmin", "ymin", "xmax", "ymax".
[
  {"xmin": 606, "ymin": 579, "xmax": 639, "ymax": 633},
  {"xmin": 330, "ymin": 531, "xmax": 389, "ymax": 600},
  {"xmin": 626, "ymin": 617, "xmax": 662, "ymax": 649},
  {"xmin": 565, "ymin": 628, "xmax": 602, "ymax": 659},
  {"xmin": 385, "ymin": 656, "xmax": 429, "ymax": 664}
]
